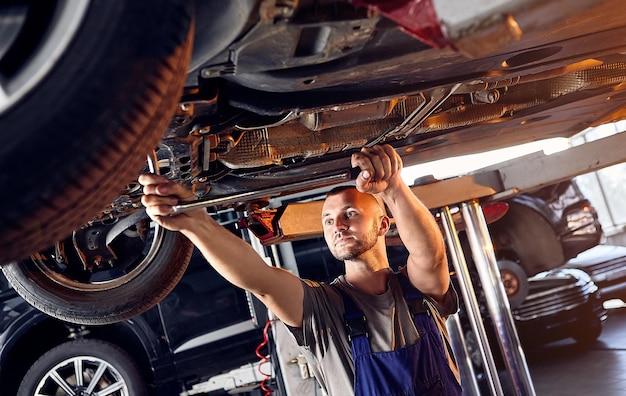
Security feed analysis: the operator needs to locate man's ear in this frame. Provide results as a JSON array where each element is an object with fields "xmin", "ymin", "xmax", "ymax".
[{"xmin": 378, "ymin": 215, "xmax": 390, "ymax": 236}]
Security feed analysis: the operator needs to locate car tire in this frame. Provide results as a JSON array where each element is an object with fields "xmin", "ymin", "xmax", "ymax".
[
  {"xmin": 573, "ymin": 317, "xmax": 603, "ymax": 346},
  {"xmin": 0, "ymin": 0, "xmax": 194, "ymax": 263},
  {"xmin": 498, "ymin": 259, "xmax": 529, "ymax": 310},
  {"xmin": 489, "ymin": 202, "xmax": 565, "ymax": 276},
  {"xmin": 17, "ymin": 338, "xmax": 148, "ymax": 396},
  {"xmin": 2, "ymin": 220, "xmax": 194, "ymax": 325}
]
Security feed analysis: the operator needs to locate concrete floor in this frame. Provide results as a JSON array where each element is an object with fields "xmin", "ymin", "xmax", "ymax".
[{"xmin": 526, "ymin": 305, "xmax": 626, "ymax": 396}]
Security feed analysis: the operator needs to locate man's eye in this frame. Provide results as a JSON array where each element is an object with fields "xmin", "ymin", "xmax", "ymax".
[{"xmin": 324, "ymin": 219, "xmax": 333, "ymax": 226}]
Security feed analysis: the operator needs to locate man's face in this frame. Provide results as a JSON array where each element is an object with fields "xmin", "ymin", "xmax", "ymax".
[{"xmin": 321, "ymin": 189, "xmax": 382, "ymax": 261}]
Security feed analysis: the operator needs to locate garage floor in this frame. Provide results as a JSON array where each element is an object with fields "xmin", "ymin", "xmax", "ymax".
[{"xmin": 527, "ymin": 306, "xmax": 626, "ymax": 395}]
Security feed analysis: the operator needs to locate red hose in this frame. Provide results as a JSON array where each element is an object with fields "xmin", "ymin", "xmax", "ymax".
[{"xmin": 255, "ymin": 319, "xmax": 276, "ymax": 395}]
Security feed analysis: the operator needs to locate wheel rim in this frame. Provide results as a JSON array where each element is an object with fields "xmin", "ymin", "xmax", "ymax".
[
  {"xmin": 0, "ymin": 0, "xmax": 90, "ymax": 113},
  {"xmin": 26, "ymin": 153, "xmax": 167, "ymax": 292},
  {"xmin": 500, "ymin": 269, "xmax": 520, "ymax": 296},
  {"xmin": 29, "ymin": 218, "xmax": 165, "ymax": 291},
  {"xmin": 33, "ymin": 355, "xmax": 129, "ymax": 396}
]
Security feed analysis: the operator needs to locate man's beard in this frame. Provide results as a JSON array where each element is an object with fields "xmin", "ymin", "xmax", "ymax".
[{"xmin": 329, "ymin": 222, "xmax": 379, "ymax": 261}]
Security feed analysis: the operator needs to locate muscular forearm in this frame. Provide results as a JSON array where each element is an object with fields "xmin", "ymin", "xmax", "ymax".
[
  {"xmin": 180, "ymin": 214, "xmax": 305, "ymax": 326},
  {"xmin": 380, "ymin": 182, "xmax": 444, "ymax": 258},
  {"xmin": 348, "ymin": 145, "xmax": 449, "ymax": 297},
  {"xmin": 181, "ymin": 215, "xmax": 276, "ymax": 294},
  {"xmin": 380, "ymin": 181, "xmax": 449, "ymax": 299},
  {"xmin": 139, "ymin": 173, "xmax": 304, "ymax": 326}
]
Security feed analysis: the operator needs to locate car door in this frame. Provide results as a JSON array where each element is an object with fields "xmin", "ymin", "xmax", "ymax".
[{"xmin": 159, "ymin": 244, "xmax": 267, "ymax": 382}]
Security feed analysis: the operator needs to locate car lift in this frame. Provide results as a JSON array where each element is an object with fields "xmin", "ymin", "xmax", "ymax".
[
  {"xmin": 242, "ymin": 131, "xmax": 626, "ymax": 396},
  {"xmin": 404, "ymin": 132, "xmax": 626, "ymax": 396}
]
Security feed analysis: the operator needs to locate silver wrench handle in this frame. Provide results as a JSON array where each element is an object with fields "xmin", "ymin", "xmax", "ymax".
[{"xmin": 170, "ymin": 167, "xmax": 361, "ymax": 215}]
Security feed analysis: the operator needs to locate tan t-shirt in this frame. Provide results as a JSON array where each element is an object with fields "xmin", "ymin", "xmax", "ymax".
[{"xmin": 286, "ymin": 270, "xmax": 460, "ymax": 395}]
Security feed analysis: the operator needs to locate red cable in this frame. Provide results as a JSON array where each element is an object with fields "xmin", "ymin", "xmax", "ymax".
[{"xmin": 255, "ymin": 319, "xmax": 275, "ymax": 395}]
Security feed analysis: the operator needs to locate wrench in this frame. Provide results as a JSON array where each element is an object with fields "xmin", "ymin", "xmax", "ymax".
[{"xmin": 170, "ymin": 167, "xmax": 361, "ymax": 214}]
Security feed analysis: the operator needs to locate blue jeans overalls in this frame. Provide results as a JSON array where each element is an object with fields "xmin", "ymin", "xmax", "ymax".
[{"xmin": 335, "ymin": 275, "xmax": 462, "ymax": 396}]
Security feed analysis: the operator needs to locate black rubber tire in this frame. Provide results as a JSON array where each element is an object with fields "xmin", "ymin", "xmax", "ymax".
[
  {"xmin": 17, "ymin": 339, "xmax": 148, "ymax": 396},
  {"xmin": 2, "ymin": 226, "xmax": 194, "ymax": 325},
  {"xmin": 489, "ymin": 202, "xmax": 564, "ymax": 276},
  {"xmin": 573, "ymin": 317, "xmax": 603, "ymax": 346},
  {"xmin": 497, "ymin": 259, "xmax": 529, "ymax": 310},
  {"xmin": 0, "ymin": 0, "xmax": 194, "ymax": 263}
]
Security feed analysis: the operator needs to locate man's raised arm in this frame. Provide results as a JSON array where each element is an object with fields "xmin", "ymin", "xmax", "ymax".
[
  {"xmin": 139, "ymin": 174, "xmax": 305, "ymax": 327},
  {"xmin": 349, "ymin": 145, "xmax": 450, "ymax": 301}
]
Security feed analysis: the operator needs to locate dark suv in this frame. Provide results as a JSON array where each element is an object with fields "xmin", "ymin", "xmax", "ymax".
[
  {"xmin": 0, "ymin": 245, "xmax": 269, "ymax": 395},
  {"xmin": 462, "ymin": 178, "xmax": 603, "ymax": 308}
]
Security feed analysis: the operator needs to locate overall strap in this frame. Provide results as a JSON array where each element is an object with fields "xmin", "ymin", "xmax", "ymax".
[
  {"xmin": 333, "ymin": 286, "xmax": 369, "ymax": 342},
  {"xmin": 396, "ymin": 273, "xmax": 448, "ymax": 358},
  {"xmin": 396, "ymin": 272, "xmax": 430, "ymax": 316},
  {"xmin": 332, "ymin": 285, "xmax": 374, "ymax": 359},
  {"xmin": 396, "ymin": 273, "xmax": 438, "ymax": 338}
]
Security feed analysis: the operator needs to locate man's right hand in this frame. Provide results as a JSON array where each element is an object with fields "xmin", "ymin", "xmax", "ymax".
[
  {"xmin": 351, "ymin": 144, "xmax": 404, "ymax": 196},
  {"xmin": 139, "ymin": 175, "xmax": 305, "ymax": 328},
  {"xmin": 138, "ymin": 174, "xmax": 210, "ymax": 232}
]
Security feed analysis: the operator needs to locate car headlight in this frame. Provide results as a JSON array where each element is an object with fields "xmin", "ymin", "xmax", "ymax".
[{"xmin": 567, "ymin": 205, "xmax": 598, "ymax": 235}]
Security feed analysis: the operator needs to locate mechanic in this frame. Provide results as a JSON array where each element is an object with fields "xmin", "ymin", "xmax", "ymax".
[{"xmin": 139, "ymin": 144, "xmax": 462, "ymax": 396}]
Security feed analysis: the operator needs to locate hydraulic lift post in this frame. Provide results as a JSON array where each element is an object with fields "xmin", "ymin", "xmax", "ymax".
[
  {"xmin": 448, "ymin": 200, "xmax": 535, "ymax": 396},
  {"xmin": 409, "ymin": 171, "xmax": 535, "ymax": 396},
  {"xmin": 461, "ymin": 200, "xmax": 536, "ymax": 395},
  {"xmin": 405, "ymin": 131, "xmax": 626, "ymax": 395},
  {"xmin": 441, "ymin": 205, "xmax": 503, "ymax": 396}
]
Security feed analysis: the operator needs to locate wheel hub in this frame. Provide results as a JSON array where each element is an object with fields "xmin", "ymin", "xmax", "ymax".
[{"xmin": 76, "ymin": 388, "xmax": 93, "ymax": 396}]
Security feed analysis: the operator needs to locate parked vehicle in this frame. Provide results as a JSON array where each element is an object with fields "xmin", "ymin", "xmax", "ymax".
[
  {"xmin": 564, "ymin": 244, "xmax": 626, "ymax": 300},
  {"xmin": 463, "ymin": 267, "xmax": 606, "ymax": 352},
  {"xmin": 515, "ymin": 268, "xmax": 606, "ymax": 347},
  {"xmin": 458, "ymin": 179, "xmax": 602, "ymax": 308},
  {"xmin": 0, "ymin": 245, "xmax": 270, "ymax": 395},
  {"xmin": 462, "ymin": 266, "xmax": 607, "ymax": 394},
  {"xmin": 3, "ymin": 0, "xmax": 626, "ymax": 324},
  {"xmin": 491, "ymin": 180, "xmax": 603, "ymax": 274}
]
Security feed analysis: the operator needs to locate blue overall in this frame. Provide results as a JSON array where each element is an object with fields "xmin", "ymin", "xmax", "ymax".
[{"xmin": 335, "ymin": 274, "xmax": 462, "ymax": 396}]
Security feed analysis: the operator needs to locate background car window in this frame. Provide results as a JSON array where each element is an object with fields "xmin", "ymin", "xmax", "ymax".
[
  {"xmin": 159, "ymin": 247, "xmax": 257, "ymax": 349},
  {"xmin": 0, "ymin": 273, "xmax": 31, "ymax": 333},
  {"xmin": 0, "ymin": 274, "xmax": 11, "ymax": 294}
]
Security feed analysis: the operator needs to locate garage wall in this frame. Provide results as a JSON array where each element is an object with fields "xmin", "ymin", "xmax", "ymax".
[{"xmin": 573, "ymin": 121, "xmax": 626, "ymax": 246}]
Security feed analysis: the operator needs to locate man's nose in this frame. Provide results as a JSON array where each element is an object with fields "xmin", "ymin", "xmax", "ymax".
[{"xmin": 334, "ymin": 219, "xmax": 348, "ymax": 232}]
